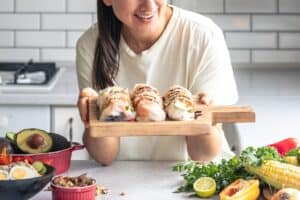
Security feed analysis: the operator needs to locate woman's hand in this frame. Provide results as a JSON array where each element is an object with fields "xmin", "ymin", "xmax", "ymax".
[
  {"xmin": 198, "ymin": 92, "xmax": 213, "ymax": 105},
  {"xmin": 77, "ymin": 87, "xmax": 98, "ymax": 128}
]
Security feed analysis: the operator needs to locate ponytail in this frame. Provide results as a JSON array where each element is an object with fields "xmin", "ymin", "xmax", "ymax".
[{"xmin": 93, "ymin": 1, "xmax": 122, "ymax": 90}]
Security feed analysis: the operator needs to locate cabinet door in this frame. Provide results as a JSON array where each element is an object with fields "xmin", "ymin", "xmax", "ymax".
[
  {"xmin": 0, "ymin": 105, "xmax": 50, "ymax": 137},
  {"xmin": 51, "ymin": 106, "xmax": 89, "ymax": 160}
]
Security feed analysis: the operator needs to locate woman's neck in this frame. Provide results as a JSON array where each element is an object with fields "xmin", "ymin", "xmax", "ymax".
[{"xmin": 122, "ymin": 6, "xmax": 172, "ymax": 54}]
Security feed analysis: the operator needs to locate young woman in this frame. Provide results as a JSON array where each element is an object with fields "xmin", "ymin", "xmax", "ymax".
[{"xmin": 76, "ymin": 0, "xmax": 238, "ymax": 165}]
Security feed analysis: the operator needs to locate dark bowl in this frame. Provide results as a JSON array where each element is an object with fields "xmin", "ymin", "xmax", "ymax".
[{"xmin": 0, "ymin": 164, "xmax": 55, "ymax": 200}]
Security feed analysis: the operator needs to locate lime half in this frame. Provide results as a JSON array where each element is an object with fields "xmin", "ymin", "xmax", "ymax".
[{"xmin": 193, "ymin": 177, "xmax": 216, "ymax": 198}]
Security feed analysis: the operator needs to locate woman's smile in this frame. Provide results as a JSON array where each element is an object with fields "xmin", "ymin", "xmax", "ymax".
[{"xmin": 134, "ymin": 11, "xmax": 157, "ymax": 23}]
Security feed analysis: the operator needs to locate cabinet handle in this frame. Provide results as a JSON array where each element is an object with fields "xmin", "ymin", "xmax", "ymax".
[
  {"xmin": 69, "ymin": 117, "xmax": 73, "ymax": 144},
  {"xmin": 230, "ymin": 145, "xmax": 236, "ymax": 152}
]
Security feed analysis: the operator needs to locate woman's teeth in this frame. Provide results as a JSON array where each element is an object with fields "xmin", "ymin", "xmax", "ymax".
[
  {"xmin": 135, "ymin": 13, "xmax": 154, "ymax": 20},
  {"xmin": 138, "ymin": 15, "xmax": 152, "ymax": 19}
]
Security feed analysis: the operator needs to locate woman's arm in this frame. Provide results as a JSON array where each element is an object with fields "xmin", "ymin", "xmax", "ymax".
[
  {"xmin": 186, "ymin": 125, "xmax": 222, "ymax": 161},
  {"xmin": 77, "ymin": 89, "xmax": 120, "ymax": 166},
  {"xmin": 76, "ymin": 34, "xmax": 120, "ymax": 165},
  {"xmin": 186, "ymin": 93, "xmax": 222, "ymax": 161},
  {"xmin": 83, "ymin": 130, "xmax": 120, "ymax": 166}
]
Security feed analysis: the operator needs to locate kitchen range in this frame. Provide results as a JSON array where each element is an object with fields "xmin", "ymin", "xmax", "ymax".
[{"xmin": 0, "ymin": 60, "xmax": 64, "ymax": 93}]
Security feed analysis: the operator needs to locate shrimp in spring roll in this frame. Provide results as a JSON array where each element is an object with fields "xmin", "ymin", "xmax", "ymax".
[
  {"xmin": 97, "ymin": 86, "xmax": 136, "ymax": 121},
  {"xmin": 163, "ymin": 85, "xmax": 194, "ymax": 121},
  {"xmin": 131, "ymin": 84, "xmax": 166, "ymax": 121}
]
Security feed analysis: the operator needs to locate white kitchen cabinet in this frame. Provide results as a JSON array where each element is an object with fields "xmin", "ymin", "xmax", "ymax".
[
  {"xmin": 51, "ymin": 106, "xmax": 89, "ymax": 160},
  {"xmin": 0, "ymin": 105, "xmax": 50, "ymax": 137}
]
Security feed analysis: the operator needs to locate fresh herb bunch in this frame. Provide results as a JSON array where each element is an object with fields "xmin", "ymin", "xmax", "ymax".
[
  {"xmin": 240, "ymin": 146, "xmax": 283, "ymax": 166},
  {"xmin": 173, "ymin": 156, "xmax": 253, "ymax": 193},
  {"xmin": 173, "ymin": 146, "xmax": 284, "ymax": 193}
]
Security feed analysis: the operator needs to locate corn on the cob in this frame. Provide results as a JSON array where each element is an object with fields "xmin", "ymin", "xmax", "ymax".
[{"xmin": 244, "ymin": 160, "xmax": 300, "ymax": 190}]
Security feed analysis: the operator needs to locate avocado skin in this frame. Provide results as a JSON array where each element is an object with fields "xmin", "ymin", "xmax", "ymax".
[{"xmin": 49, "ymin": 133, "xmax": 70, "ymax": 151}]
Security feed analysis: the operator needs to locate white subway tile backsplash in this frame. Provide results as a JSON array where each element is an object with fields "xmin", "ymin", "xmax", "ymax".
[
  {"xmin": 226, "ymin": 0, "xmax": 277, "ymax": 13},
  {"xmin": 172, "ymin": 0, "xmax": 223, "ymax": 13},
  {"xmin": 41, "ymin": 48, "xmax": 75, "ymax": 61},
  {"xmin": 92, "ymin": 14, "xmax": 97, "ymax": 24},
  {"xmin": 42, "ymin": 14, "xmax": 92, "ymax": 30},
  {"xmin": 226, "ymin": 32, "xmax": 277, "ymax": 48},
  {"xmin": 0, "ymin": 14, "xmax": 40, "ymax": 30},
  {"xmin": 250, "ymin": 70, "xmax": 280, "ymax": 95},
  {"xmin": 67, "ymin": 31, "xmax": 83, "ymax": 47},
  {"xmin": 0, "ymin": 48, "xmax": 39, "ymax": 61},
  {"xmin": 0, "ymin": 0, "xmax": 299, "ymax": 63},
  {"xmin": 280, "ymin": 33, "xmax": 300, "ymax": 48},
  {"xmin": 279, "ymin": 0, "xmax": 300, "ymax": 13},
  {"xmin": 253, "ymin": 15, "xmax": 300, "ymax": 31},
  {"xmin": 207, "ymin": 15, "xmax": 250, "ymax": 31},
  {"xmin": 279, "ymin": 70, "xmax": 300, "ymax": 95},
  {"xmin": 16, "ymin": 31, "xmax": 65, "ymax": 47},
  {"xmin": 229, "ymin": 50, "xmax": 250, "ymax": 63},
  {"xmin": 0, "ymin": 31, "xmax": 14, "ymax": 47},
  {"xmin": 0, "ymin": 0, "xmax": 14, "ymax": 12},
  {"xmin": 253, "ymin": 50, "xmax": 300, "ymax": 63},
  {"xmin": 67, "ymin": 0, "xmax": 96, "ymax": 12},
  {"xmin": 16, "ymin": 0, "xmax": 66, "ymax": 12}
]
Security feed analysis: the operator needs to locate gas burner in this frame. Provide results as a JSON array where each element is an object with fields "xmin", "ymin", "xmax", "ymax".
[
  {"xmin": 0, "ymin": 60, "xmax": 58, "ymax": 85},
  {"xmin": 0, "ymin": 60, "xmax": 64, "ymax": 93}
]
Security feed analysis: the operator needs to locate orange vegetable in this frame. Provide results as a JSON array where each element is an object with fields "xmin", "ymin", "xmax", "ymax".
[{"xmin": 219, "ymin": 179, "xmax": 260, "ymax": 200}]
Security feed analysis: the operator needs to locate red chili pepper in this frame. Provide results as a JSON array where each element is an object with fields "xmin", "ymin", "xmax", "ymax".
[{"xmin": 267, "ymin": 138, "xmax": 299, "ymax": 155}]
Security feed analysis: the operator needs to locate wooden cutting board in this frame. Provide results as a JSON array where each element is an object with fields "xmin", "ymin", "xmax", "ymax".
[{"xmin": 88, "ymin": 96, "xmax": 255, "ymax": 137}]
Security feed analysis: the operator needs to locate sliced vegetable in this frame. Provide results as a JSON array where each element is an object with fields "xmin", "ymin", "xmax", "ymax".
[
  {"xmin": 15, "ymin": 128, "xmax": 53, "ymax": 154},
  {"xmin": 32, "ymin": 161, "xmax": 47, "ymax": 175},
  {"xmin": 193, "ymin": 177, "xmax": 216, "ymax": 198},
  {"xmin": 219, "ymin": 179, "xmax": 260, "ymax": 200},
  {"xmin": 267, "ymin": 138, "xmax": 299, "ymax": 156},
  {"xmin": 5, "ymin": 132, "xmax": 16, "ymax": 142}
]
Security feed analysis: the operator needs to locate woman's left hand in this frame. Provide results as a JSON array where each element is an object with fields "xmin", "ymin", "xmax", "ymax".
[{"xmin": 198, "ymin": 93, "xmax": 213, "ymax": 105}]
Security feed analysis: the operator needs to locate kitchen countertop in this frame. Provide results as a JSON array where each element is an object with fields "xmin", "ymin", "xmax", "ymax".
[
  {"xmin": 33, "ymin": 160, "xmax": 203, "ymax": 200},
  {"xmin": 1, "ymin": 63, "xmax": 300, "ymax": 106},
  {"xmin": 32, "ymin": 160, "xmax": 265, "ymax": 200}
]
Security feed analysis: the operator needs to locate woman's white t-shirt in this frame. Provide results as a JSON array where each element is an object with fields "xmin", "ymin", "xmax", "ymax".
[{"xmin": 76, "ymin": 6, "xmax": 238, "ymax": 161}]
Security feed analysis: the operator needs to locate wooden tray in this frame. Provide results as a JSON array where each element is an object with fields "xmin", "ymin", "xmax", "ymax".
[{"xmin": 88, "ymin": 96, "xmax": 255, "ymax": 137}]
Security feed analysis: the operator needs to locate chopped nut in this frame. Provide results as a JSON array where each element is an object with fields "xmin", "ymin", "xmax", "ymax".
[{"xmin": 95, "ymin": 185, "xmax": 109, "ymax": 196}]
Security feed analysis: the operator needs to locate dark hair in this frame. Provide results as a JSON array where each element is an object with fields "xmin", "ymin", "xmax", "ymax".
[{"xmin": 93, "ymin": 1, "xmax": 122, "ymax": 90}]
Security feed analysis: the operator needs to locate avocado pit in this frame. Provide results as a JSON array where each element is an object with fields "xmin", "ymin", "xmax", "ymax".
[{"xmin": 26, "ymin": 134, "xmax": 45, "ymax": 149}]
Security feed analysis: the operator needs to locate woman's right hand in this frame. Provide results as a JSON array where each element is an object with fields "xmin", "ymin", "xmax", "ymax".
[{"xmin": 77, "ymin": 87, "xmax": 98, "ymax": 128}]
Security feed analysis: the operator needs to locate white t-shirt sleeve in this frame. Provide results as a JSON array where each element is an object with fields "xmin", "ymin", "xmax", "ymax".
[
  {"xmin": 76, "ymin": 25, "xmax": 97, "ymax": 90},
  {"xmin": 189, "ymin": 26, "xmax": 238, "ymax": 105}
]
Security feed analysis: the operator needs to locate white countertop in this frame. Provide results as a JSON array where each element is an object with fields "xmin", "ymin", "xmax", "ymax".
[
  {"xmin": 1, "ymin": 65, "xmax": 300, "ymax": 106},
  {"xmin": 32, "ymin": 160, "xmax": 265, "ymax": 200}
]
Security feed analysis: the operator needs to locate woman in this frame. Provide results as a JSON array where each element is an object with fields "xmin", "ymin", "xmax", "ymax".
[{"xmin": 76, "ymin": 0, "xmax": 238, "ymax": 165}]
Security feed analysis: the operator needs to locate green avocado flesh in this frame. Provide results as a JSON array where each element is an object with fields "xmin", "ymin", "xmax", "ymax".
[{"xmin": 16, "ymin": 129, "xmax": 53, "ymax": 154}]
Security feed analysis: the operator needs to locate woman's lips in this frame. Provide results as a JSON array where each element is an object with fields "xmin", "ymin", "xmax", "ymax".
[{"xmin": 134, "ymin": 12, "xmax": 156, "ymax": 22}]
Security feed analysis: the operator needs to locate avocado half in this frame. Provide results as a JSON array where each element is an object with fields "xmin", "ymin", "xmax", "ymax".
[{"xmin": 16, "ymin": 128, "xmax": 53, "ymax": 154}]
